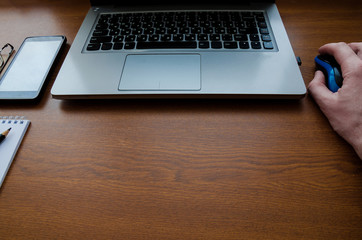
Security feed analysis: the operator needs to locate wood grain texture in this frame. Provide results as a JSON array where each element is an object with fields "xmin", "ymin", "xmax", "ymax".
[{"xmin": 0, "ymin": 0, "xmax": 362, "ymax": 239}]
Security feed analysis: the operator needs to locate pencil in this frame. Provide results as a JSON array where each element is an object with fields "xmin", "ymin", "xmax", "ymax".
[{"xmin": 0, "ymin": 128, "xmax": 11, "ymax": 144}]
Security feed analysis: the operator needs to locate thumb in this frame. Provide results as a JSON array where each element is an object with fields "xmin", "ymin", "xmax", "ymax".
[{"xmin": 308, "ymin": 71, "xmax": 335, "ymax": 107}]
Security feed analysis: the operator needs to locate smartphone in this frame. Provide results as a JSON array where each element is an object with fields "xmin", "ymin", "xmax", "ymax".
[{"xmin": 0, "ymin": 35, "xmax": 66, "ymax": 99}]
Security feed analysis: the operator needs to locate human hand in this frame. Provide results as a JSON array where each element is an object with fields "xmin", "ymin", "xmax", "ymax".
[{"xmin": 308, "ymin": 42, "xmax": 362, "ymax": 159}]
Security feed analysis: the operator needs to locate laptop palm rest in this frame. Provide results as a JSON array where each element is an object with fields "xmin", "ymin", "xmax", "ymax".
[{"xmin": 119, "ymin": 54, "xmax": 201, "ymax": 91}]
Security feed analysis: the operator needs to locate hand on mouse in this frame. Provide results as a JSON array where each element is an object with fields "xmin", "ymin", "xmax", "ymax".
[{"xmin": 308, "ymin": 42, "xmax": 362, "ymax": 159}]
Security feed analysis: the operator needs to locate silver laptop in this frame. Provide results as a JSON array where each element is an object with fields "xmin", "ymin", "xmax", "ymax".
[{"xmin": 51, "ymin": 0, "xmax": 306, "ymax": 99}]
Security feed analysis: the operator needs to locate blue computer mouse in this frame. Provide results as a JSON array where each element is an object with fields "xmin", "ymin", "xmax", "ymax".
[{"xmin": 315, "ymin": 55, "xmax": 343, "ymax": 92}]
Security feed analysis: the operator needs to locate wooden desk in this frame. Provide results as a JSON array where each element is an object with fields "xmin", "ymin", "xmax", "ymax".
[{"xmin": 1, "ymin": 0, "xmax": 362, "ymax": 239}]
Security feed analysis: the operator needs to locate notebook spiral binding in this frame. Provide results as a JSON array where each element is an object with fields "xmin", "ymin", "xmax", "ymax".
[{"xmin": 0, "ymin": 116, "xmax": 27, "ymax": 124}]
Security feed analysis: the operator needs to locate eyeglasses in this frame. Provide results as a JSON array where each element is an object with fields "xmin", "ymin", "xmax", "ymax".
[{"xmin": 0, "ymin": 43, "xmax": 15, "ymax": 74}]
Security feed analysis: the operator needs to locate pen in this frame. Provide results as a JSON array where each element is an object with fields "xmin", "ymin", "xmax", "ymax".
[{"xmin": 0, "ymin": 128, "xmax": 11, "ymax": 144}]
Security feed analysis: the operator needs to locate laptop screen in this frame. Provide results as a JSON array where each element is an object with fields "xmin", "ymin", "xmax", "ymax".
[{"xmin": 90, "ymin": 0, "xmax": 275, "ymax": 6}]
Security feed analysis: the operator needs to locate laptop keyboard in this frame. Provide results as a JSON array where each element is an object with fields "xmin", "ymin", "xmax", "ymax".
[{"xmin": 85, "ymin": 11, "xmax": 275, "ymax": 52}]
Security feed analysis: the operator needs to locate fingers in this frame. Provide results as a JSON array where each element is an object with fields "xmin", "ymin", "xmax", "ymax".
[
  {"xmin": 348, "ymin": 42, "xmax": 362, "ymax": 59},
  {"xmin": 318, "ymin": 42, "xmax": 361, "ymax": 74}
]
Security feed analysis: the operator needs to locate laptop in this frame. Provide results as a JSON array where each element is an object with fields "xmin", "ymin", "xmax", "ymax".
[{"xmin": 51, "ymin": 0, "xmax": 306, "ymax": 99}]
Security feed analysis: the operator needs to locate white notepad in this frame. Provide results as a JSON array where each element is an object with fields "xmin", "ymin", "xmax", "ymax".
[{"xmin": 0, "ymin": 116, "xmax": 30, "ymax": 188}]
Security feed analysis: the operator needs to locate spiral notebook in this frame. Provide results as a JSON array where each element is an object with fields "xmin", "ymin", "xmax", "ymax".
[{"xmin": 0, "ymin": 116, "xmax": 30, "ymax": 188}]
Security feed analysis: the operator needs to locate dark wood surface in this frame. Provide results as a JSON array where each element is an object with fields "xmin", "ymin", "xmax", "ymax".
[{"xmin": 1, "ymin": 0, "xmax": 362, "ymax": 239}]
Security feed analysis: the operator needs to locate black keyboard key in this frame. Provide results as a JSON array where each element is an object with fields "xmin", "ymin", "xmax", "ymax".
[
  {"xmin": 137, "ymin": 35, "xmax": 148, "ymax": 42},
  {"xmin": 149, "ymin": 35, "xmax": 160, "ymax": 41},
  {"xmin": 113, "ymin": 42, "xmax": 123, "ymax": 50},
  {"xmin": 109, "ymin": 29, "xmax": 120, "ymax": 36},
  {"xmin": 198, "ymin": 34, "xmax": 208, "ymax": 41},
  {"xmin": 136, "ymin": 41, "xmax": 197, "ymax": 49},
  {"xmin": 250, "ymin": 34, "xmax": 260, "ymax": 41},
  {"xmin": 101, "ymin": 43, "xmax": 113, "ymax": 50},
  {"xmin": 211, "ymin": 42, "xmax": 222, "ymax": 49},
  {"xmin": 173, "ymin": 34, "xmax": 184, "ymax": 41},
  {"xmin": 125, "ymin": 35, "xmax": 136, "ymax": 42},
  {"xmin": 239, "ymin": 42, "xmax": 250, "ymax": 49},
  {"xmin": 245, "ymin": 28, "xmax": 258, "ymax": 34},
  {"xmin": 93, "ymin": 30, "xmax": 109, "ymax": 36},
  {"xmin": 224, "ymin": 42, "xmax": 238, "ymax": 49},
  {"xmin": 185, "ymin": 34, "xmax": 196, "ymax": 41},
  {"xmin": 168, "ymin": 27, "xmax": 178, "ymax": 34},
  {"xmin": 160, "ymin": 34, "xmax": 172, "ymax": 41},
  {"xmin": 228, "ymin": 27, "xmax": 238, "ymax": 34},
  {"xmin": 95, "ymin": 23, "xmax": 109, "ymax": 30},
  {"xmin": 251, "ymin": 41, "xmax": 262, "ymax": 49},
  {"xmin": 204, "ymin": 27, "xmax": 214, "ymax": 34},
  {"xmin": 87, "ymin": 43, "xmax": 101, "ymax": 51},
  {"xmin": 155, "ymin": 27, "xmax": 166, "ymax": 34},
  {"xmin": 144, "ymin": 28, "xmax": 154, "ymax": 35},
  {"xmin": 222, "ymin": 34, "xmax": 233, "ymax": 41},
  {"xmin": 234, "ymin": 34, "xmax": 248, "ymax": 41},
  {"xmin": 191, "ymin": 27, "xmax": 202, "ymax": 34},
  {"xmin": 179, "ymin": 27, "xmax": 190, "ymax": 34},
  {"xmin": 114, "ymin": 36, "xmax": 124, "ymax": 42},
  {"xmin": 243, "ymin": 16, "xmax": 255, "ymax": 22},
  {"xmin": 124, "ymin": 42, "xmax": 136, "ymax": 49},
  {"xmin": 90, "ymin": 36, "xmax": 112, "ymax": 43},
  {"xmin": 121, "ymin": 29, "xmax": 132, "ymax": 35},
  {"xmin": 199, "ymin": 41, "xmax": 210, "ymax": 49},
  {"xmin": 210, "ymin": 34, "xmax": 221, "ymax": 41},
  {"xmin": 215, "ymin": 27, "xmax": 226, "ymax": 34}
]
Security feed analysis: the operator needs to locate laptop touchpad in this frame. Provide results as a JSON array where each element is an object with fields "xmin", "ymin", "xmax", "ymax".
[{"xmin": 119, "ymin": 54, "xmax": 201, "ymax": 90}]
